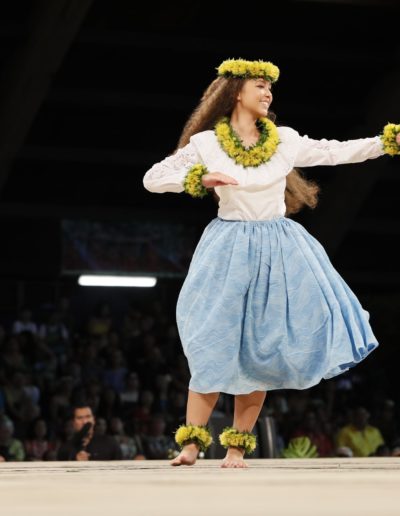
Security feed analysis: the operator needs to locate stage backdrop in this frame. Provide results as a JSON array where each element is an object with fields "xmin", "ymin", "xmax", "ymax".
[{"xmin": 61, "ymin": 219, "xmax": 200, "ymax": 278}]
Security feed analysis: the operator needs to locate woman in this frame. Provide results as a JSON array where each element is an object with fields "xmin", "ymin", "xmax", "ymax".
[
  {"xmin": 24, "ymin": 418, "xmax": 57, "ymax": 461},
  {"xmin": 143, "ymin": 58, "xmax": 400, "ymax": 468}
]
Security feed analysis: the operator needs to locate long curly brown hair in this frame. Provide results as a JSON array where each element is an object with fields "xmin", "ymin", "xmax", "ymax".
[{"xmin": 175, "ymin": 76, "xmax": 320, "ymax": 216}]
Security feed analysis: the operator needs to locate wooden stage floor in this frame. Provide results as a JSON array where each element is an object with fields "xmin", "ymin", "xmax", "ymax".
[{"xmin": 1, "ymin": 458, "xmax": 400, "ymax": 515}]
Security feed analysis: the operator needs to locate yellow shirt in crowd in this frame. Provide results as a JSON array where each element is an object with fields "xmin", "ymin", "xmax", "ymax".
[{"xmin": 335, "ymin": 424, "xmax": 385, "ymax": 457}]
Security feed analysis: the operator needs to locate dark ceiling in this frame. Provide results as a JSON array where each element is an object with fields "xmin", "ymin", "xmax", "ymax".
[{"xmin": 0, "ymin": 0, "xmax": 399, "ymax": 291}]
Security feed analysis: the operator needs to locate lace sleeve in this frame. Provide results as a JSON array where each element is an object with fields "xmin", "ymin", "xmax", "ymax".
[
  {"xmin": 293, "ymin": 131, "xmax": 385, "ymax": 168},
  {"xmin": 143, "ymin": 140, "xmax": 204, "ymax": 194}
]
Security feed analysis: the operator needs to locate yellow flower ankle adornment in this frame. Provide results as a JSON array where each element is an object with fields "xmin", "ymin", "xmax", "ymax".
[
  {"xmin": 214, "ymin": 116, "xmax": 280, "ymax": 168},
  {"xmin": 219, "ymin": 426, "xmax": 257, "ymax": 455},
  {"xmin": 183, "ymin": 163, "xmax": 209, "ymax": 198},
  {"xmin": 380, "ymin": 122, "xmax": 400, "ymax": 156},
  {"xmin": 174, "ymin": 423, "xmax": 214, "ymax": 453}
]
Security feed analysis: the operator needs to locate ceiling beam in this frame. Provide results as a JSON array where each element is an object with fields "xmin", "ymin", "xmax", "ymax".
[
  {"xmin": 0, "ymin": 25, "xmax": 392, "ymax": 65},
  {"xmin": 0, "ymin": 0, "xmax": 94, "ymax": 192}
]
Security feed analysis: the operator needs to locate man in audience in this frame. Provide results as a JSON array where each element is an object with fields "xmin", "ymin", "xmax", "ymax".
[
  {"xmin": 0, "ymin": 415, "xmax": 25, "ymax": 461},
  {"xmin": 335, "ymin": 406, "xmax": 385, "ymax": 457},
  {"xmin": 57, "ymin": 404, "xmax": 122, "ymax": 461}
]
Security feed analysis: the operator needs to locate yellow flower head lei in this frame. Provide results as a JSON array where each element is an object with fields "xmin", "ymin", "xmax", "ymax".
[
  {"xmin": 215, "ymin": 116, "xmax": 280, "ymax": 167},
  {"xmin": 217, "ymin": 58, "xmax": 280, "ymax": 83}
]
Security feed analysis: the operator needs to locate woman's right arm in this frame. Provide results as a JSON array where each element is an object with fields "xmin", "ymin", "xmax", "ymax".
[{"xmin": 143, "ymin": 140, "xmax": 204, "ymax": 194}]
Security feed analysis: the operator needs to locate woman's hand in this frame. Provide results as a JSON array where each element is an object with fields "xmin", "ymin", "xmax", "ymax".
[
  {"xmin": 396, "ymin": 133, "xmax": 400, "ymax": 145},
  {"xmin": 201, "ymin": 172, "xmax": 239, "ymax": 188}
]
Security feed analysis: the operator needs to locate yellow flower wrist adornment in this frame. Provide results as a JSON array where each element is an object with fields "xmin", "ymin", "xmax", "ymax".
[
  {"xmin": 219, "ymin": 426, "xmax": 257, "ymax": 455},
  {"xmin": 174, "ymin": 423, "xmax": 213, "ymax": 452},
  {"xmin": 380, "ymin": 122, "xmax": 400, "ymax": 156},
  {"xmin": 183, "ymin": 163, "xmax": 209, "ymax": 198}
]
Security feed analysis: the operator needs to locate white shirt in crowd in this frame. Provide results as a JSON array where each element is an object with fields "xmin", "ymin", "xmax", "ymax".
[{"xmin": 12, "ymin": 320, "xmax": 38, "ymax": 335}]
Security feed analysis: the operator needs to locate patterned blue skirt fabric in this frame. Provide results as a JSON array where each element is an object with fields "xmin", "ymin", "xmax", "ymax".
[{"xmin": 176, "ymin": 215, "xmax": 379, "ymax": 395}]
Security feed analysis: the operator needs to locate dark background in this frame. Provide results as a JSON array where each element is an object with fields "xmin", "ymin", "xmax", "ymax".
[{"xmin": 0, "ymin": 0, "xmax": 399, "ymax": 377}]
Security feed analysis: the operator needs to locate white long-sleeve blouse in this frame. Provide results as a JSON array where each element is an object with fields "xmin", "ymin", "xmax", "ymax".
[{"xmin": 142, "ymin": 126, "xmax": 386, "ymax": 221}]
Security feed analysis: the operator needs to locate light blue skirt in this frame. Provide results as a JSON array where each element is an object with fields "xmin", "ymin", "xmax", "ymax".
[{"xmin": 176, "ymin": 215, "xmax": 379, "ymax": 395}]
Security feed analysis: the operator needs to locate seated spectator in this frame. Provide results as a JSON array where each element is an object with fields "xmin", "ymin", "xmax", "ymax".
[
  {"xmin": 132, "ymin": 390, "xmax": 154, "ymax": 426},
  {"xmin": 370, "ymin": 399, "xmax": 399, "ymax": 449},
  {"xmin": 166, "ymin": 389, "xmax": 186, "ymax": 427},
  {"xmin": 335, "ymin": 406, "xmax": 385, "ymax": 457},
  {"xmin": 38, "ymin": 310, "xmax": 69, "ymax": 363},
  {"xmin": 142, "ymin": 414, "xmax": 176, "ymax": 460},
  {"xmin": 335, "ymin": 446, "xmax": 353, "ymax": 457},
  {"xmin": 0, "ymin": 415, "xmax": 25, "ymax": 461},
  {"xmin": 374, "ymin": 443, "xmax": 391, "ymax": 457},
  {"xmin": 56, "ymin": 296, "xmax": 76, "ymax": 335},
  {"xmin": 57, "ymin": 404, "xmax": 122, "ymax": 461},
  {"xmin": 87, "ymin": 302, "xmax": 113, "ymax": 337},
  {"xmin": 15, "ymin": 397, "xmax": 41, "ymax": 440},
  {"xmin": 137, "ymin": 345, "xmax": 168, "ymax": 391},
  {"xmin": 24, "ymin": 418, "xmax": 57, "ymax": 461},
  {"xmin": 213, "ymin": 393, "xmax": 231, "ymax": 418},
  {"xmin": 21, "ymin": 372, "xmax": 41, "ymax": 406},
  {"xmin": 56, "ymin": 418, "xmax": 75, "ymax": 449},
  {"xmin": 12, "ymin": 307, "xmax": 38, "ymax": 336},
  {"xmin": 3, "ymin": 371, "xmax": 33, "ymax": 423},
  {"xmin": 97, "ymin": 386, "xmax": 122, "ymax": 421},
  {"xmin": 94, "ymin": 417, "xmax": 107, "ymax": 437},
  {"xmin": 120, "ymin": 372, "xmax": 140, "ymax": 405},
  {"xmin": 122, "ymin": 306, "xmax": 142, "ymax": 343},
  {"xmin": 119, "ymin": 372, "xmax": 141, "ymax": 420},
  {"xmin": 49, "ymin": 376, "xmax": 75, "ymax": 424},
  {"xmin": 154, "ymin": 374, "xmax": 172, "ymax": 413},
  {"xmin": 79, "ymin": 344, "xmax": 105, "ymax": 383},
  {"xmin": 29, "ymin": 337, "xmax": 57, "ymax": 386},
  {"xmin": 391, "ymin": 446, "xmax": 400, "ymax": 457},
  {"xmin": 102, "ymin": 349, "xmax": 128, "ymax": 393},
  {"xmin": 109, "ymin": 417, "xmax": 145, "ymax": 460},
  {"xmin": 290, "ymin": 409, "xmax": 334, "ymax": 457},
  {"xmin": 168, "ymin": 354, "xmax": 191, "ymax": 394},
  {"xmin": 83, "ymin": 380, "xmax": 102, "ymax": 415},
  {"xmin": 2, "ymin": 337, "xmax": 28, "ymax": 375}
]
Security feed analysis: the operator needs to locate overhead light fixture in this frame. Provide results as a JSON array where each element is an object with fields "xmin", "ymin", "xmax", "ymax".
[{"xmin": 77, "ymin": 275, "xmax": 157, "ymax": 287}]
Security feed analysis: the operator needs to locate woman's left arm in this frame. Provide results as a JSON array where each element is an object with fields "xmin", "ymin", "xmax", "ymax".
[{"xmin": 293, "ymin": 122, "xmax": 400, "ymax": 168}]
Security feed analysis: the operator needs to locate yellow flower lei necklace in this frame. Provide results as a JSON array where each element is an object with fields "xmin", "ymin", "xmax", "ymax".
[{"xmin": 214, "ymin": 116, "xmax": 280, "ymax": 167}]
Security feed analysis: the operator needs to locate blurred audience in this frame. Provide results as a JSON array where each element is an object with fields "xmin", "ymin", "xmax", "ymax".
[
  {"xmin": 0, "ymin": 415, "xmax": 25, "ymax": 461},
  {"xmin": 0, "ymin": 298, "xmax": 399, "ymax": 461}
]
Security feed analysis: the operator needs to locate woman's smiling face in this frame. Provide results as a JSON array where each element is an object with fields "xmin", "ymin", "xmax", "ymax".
[{"xmin": 236, "ymin": 77, "xmax": 273, "ymax": 118}]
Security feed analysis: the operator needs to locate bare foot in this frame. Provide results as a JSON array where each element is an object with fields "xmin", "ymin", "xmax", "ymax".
[
  {"xmin": 220, "ymin": 446, "xmax": 248, "ymax": 468},
  {"xmin": 170, "ymin": 443, "xmax": 200, "ymax": 466}
]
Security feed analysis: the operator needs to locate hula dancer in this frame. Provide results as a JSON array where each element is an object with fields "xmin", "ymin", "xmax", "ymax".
[{"xmin": 143, "ymin": 58, "xmax": 400, "ymax": 468}]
